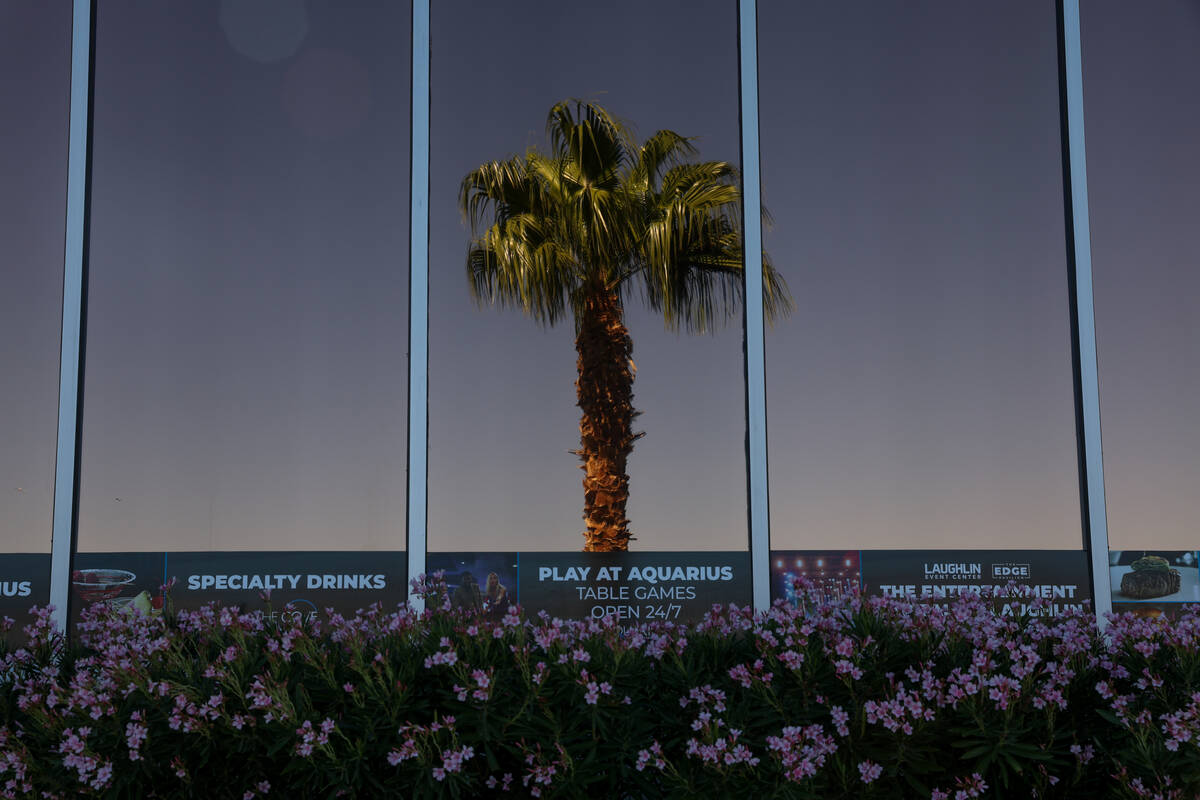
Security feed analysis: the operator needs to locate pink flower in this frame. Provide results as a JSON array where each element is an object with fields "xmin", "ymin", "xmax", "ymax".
[
  {"xmin": 859, "ymin": 760, "xmax": 883, "ymax": 784},
  {"xmin": 831, "ymin": 706, "xmax": 850, "ymax": 737}
]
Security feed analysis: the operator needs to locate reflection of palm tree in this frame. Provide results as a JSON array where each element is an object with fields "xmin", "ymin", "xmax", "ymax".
[{"xmin": 460, "ymin": 100, "xmax": 791, "ymax": 552}]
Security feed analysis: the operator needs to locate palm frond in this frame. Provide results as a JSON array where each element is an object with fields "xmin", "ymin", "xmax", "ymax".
[
  {"xmin": 629, "ymin": 129, "xmax": 697, "ymax": 189},
  {"xmin": 459, "ymin": 99, "xmax": 793, "ymax": 333},
  {"xmin": 760, "ymin": 249, "xmax": 794, "ymax": 325},
  {"xmin": 546, "ymin": 99, "xmax": 636, "ymax": 184}
]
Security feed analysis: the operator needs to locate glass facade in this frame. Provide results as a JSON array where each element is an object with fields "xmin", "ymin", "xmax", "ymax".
[
  {"xmin": 427, "ymin": 0, "xmax": 748, "ymax": 555},
  {"xmin": 1083, "ymin": 0, "xmax": 1200, "ymax": 610},
  {"xmin": 425, "ymin": 0, "xmax": 752, "ymax": 621},
  {"xmin": 760, "ymin": 0, "xmax": 1080, "ymax": 552},
  {"xmin": 0, "ymin": 1, "xmax": 71, "ymax": 621},
  {"xmin": 0, "ymin": 1, "xmax": 1193, "ymax": 627},
  {"xmin": 73, "ymin": 0, "xmax": 411, "ymax": 617},
  {"xmin": 1084, "ymin": 0, "xmax": 1200, "ymax": 553},
  {"xmin": 757, "ymin": 0, "xmax": 1089, "ymax": 610}
]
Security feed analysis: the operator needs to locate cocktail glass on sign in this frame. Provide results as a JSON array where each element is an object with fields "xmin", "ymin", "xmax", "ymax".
[{"xmin": 72, "ymin": 568, "xmax": 136, "ymax": 604}]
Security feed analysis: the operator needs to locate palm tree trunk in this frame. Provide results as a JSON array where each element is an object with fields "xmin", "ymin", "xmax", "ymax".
[{"xmin": 575, "ymin": 288, "xmax": 640, "ymax": 551}]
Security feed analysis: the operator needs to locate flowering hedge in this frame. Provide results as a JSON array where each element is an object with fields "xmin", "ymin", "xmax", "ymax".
[{"xmin": 1, "ymin": 581, "xmax": 1197, "ymax": 799}]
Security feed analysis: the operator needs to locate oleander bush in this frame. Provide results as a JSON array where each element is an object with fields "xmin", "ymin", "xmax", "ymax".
[{"xmin": 1, "ymin": 578, "xmax": 1197, "ymax": 799}]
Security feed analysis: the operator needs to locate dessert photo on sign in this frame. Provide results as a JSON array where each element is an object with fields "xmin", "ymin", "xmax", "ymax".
[{"xmin": 1109, "ymin": 550, "xmax": 1199, "ymax": 604}]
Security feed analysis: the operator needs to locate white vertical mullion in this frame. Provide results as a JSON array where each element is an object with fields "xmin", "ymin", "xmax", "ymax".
[
  {"xmin": 49, "ymin": 0, "xmax": 94, "ymax": 634},
  {"xmin": 1060, "ymin": 0, "xmax": 1112, "ymax": 626},
  {"xmin": 406, "ymin": 0, "xmax": 431, "ymax": 611},
  {"xmin": 739, "ymin": 0, "xmax": 771, "ymax": 615}
]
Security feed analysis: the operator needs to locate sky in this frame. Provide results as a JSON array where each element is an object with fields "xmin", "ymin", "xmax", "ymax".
[
  {"xmin": 425, "ymin": 0, "xmax": 749, "ymax": 552},
  {"xmin": 1083, "ymin": 0, "xmax": 1200, "ymax": 551},
  {"xmin": 759, "ymin": 0, "xmax": 1082, "ymax": 550},
  {"xmin": 76, "ymin": 0, "xmax": 411, "ymax": 553},
  {"xmin": 2, "ymin": 0, "xmax": 1196, "ymax": 560},
  {"xmin": 0, "ymin": 1, "xmax": 70, "ymax": 553}
]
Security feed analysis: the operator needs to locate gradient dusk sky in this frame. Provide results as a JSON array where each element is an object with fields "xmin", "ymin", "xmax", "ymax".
[
  {"xmin": 0, "ymin": 0, "xmax": 70, "ymax": 553},
  {"xmin": 2, "ymin": 1, "xmax": 1196, "ymax": 559},
  {"xmin": 1083, "ymin": 0, "xmax": 1200, "ymax": 552},
  {"xmin": 77, "ymin": 0, "xmax": 412, "ymax": 553},
  {"xmin": 426, "ymin": 0, "xmax": 749, "ymax": 552},
  {"xmin": 759, "ymin": 0, "xmax": 1082, "ymax": 551}
]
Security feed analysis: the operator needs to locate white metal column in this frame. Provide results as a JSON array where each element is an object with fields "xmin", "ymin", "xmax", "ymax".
[
  {"xmin": 1059, "ymin": 0, "xmax": 1112, "ymax": 625},
  {"xmin": 405, "ymin": 0, "xmax": 431, "ymax": 611},
  {"xmin": 738, "ymin": 0, "xmax": 771, "ymax": 614},
  {"xmin": 49, "ymin": 0, "xmax": 94, "ymax": 633}
]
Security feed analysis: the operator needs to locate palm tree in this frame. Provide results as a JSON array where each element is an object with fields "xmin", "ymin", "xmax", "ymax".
[{"xmin": 459, "ymin": 100, "xmax": 791, "ymax": 552}]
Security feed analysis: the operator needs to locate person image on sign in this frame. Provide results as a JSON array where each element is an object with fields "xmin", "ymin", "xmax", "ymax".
[
  {"xmin": 484, "ymin": 572, "xmax": 510, "ymax": 620},
  {"xmin": 451, "ymin": 572, "xmax": 484, "ymax": 614}
]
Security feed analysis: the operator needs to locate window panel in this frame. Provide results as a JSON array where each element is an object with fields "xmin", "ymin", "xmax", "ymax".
[
  {"xmin": 76, "ymin": 0, "xmax": 410, "ymax": 615},
  {"xmin": 761, "ymin": 1, "xmax": 1081, "ymax": 554},
  {"xmin": 1084, "ymin": 0, "xmax": 1200, "ymax": 554},
  {"xmin": 1084, "ymin": 0, "xmax": 1200, "ymax": 612},
  {"xmin": 427, "ymin": 0, "xmax": 751, "ymax": 621},
  {"xmin": 0, "ymin": 0, "xmax": 71, "ymax": 621}
]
